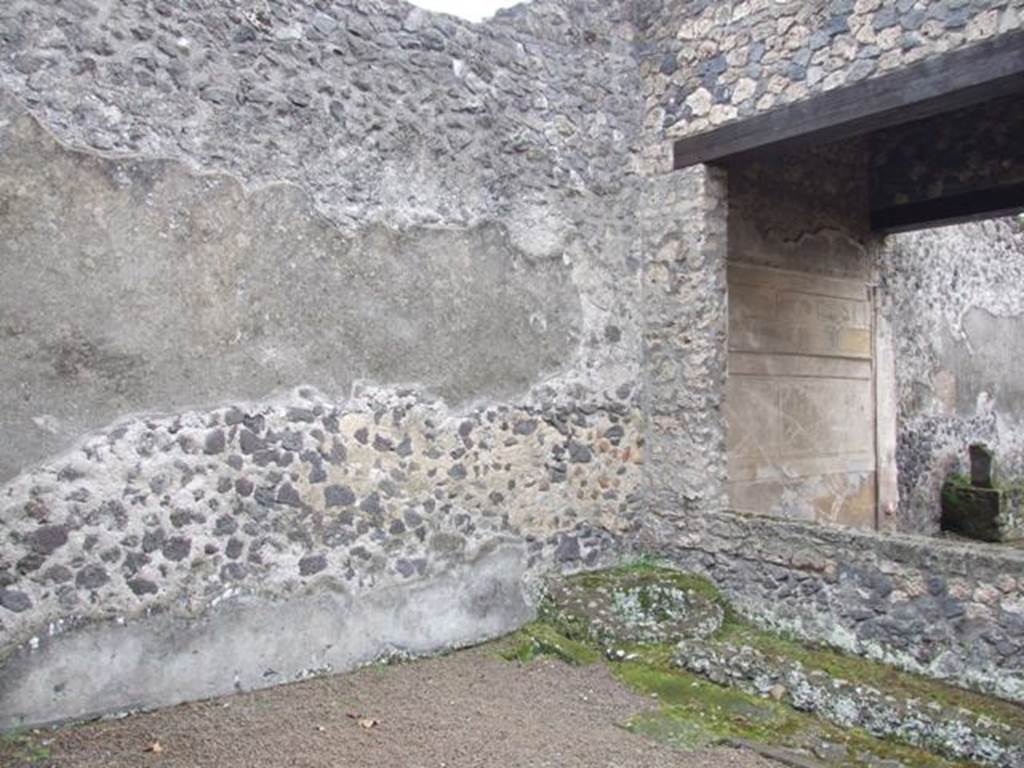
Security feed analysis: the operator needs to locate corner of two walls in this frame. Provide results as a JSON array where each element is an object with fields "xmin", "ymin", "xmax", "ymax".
[
  {"xmin": 0, "ymin": 0, "xmax": 650, "ymax": 730},
  {"xmin": 4, "ymin": 0, "xmax": 1023, "ymax": 731}
]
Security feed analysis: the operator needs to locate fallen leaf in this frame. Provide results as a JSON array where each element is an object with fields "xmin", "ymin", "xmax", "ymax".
[
  {"xmin": 345, "ymin": 713, "xmax": 379, "ymax": 729},
  {"xmin": 145, "ymin": 741, "xmax": 163, "ymax": 754}
]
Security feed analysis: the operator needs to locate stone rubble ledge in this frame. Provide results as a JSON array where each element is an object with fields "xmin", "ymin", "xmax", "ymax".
[{"xmin": 674, "ymin": 639, "xmax": 1024, "ymax": 768}]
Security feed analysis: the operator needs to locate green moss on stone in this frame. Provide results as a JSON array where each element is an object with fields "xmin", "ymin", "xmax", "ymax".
[
  {"xmin": 615, "ymin": 660, "xmax": 803, "ymax": 746},
  {"xmin": 945, "ymin": 471, "xmax": 1024, "ymax": 495},
  {"xmin": 567, "ymin": 561, "xmax": 725, "ymax": 607},
  {"xmin": 946, "ymin": 474, "xmax": 972, "ymax": 488},
  {"xmin": 716, "ymin": 623, "xmax": 1024, "ymax": 733},
  {"xmin": 614, "ymin": 649, "xmax": 974, "ymax": 767},
  {"xmin": 540, "ymin": 563, "xmax": 730, "ymax": 646},
  {"xmin": 0, "ymin": 732, "xmax": 52, "ymax": 765},
  {"xmin": 496, "ymin": 564, "xmax": 1017, "ymax": 767},
  {"xmin": 496, "ymin": 622, "xmax": 601, "ymax": 666}
]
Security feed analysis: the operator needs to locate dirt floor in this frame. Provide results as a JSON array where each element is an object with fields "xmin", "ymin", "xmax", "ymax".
[{"xmin": 1, "ymin": 646, "xmax": 780, "ymax": 768}]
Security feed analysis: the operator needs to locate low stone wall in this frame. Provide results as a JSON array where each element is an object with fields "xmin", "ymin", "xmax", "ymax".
[
  {"xmin": 676, "ymin": 639, "xmax": 1024, "ymax": 766},
  {"xmin": 642, "ymin": 510, "xmax": 1024, "ymax": 704}
]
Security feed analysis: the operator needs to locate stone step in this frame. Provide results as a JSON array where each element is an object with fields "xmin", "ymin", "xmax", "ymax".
[{"xmin": 675, "ymin": 639, "xmax": 1024, "ymax": 768}]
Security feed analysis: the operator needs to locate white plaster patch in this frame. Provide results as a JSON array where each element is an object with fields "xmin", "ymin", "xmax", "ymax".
[
  {"xmin": 407, "ymin": 0, "xmax": 523, "ymax": 23},
  {"xmin": 31, "ymin": 415, "xmax": 61, "ymax": 434},
  {"xmin": 1000, "ymin": 597, "xmax": 1024, "ymax": 615}
]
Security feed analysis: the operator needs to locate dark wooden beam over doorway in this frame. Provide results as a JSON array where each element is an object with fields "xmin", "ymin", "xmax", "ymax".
[
  {"xmin": 867, "ymin": 92, "xmax": 1024, "ymax": 232},
  {"xmin": 870, "ymin": 181, "xmax": 1024, "ymax": 233}
]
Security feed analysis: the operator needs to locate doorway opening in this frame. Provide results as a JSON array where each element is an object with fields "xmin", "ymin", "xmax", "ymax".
[{"xmin": 673, "ymin": 32, "xmax": 1024, "ymax": 533}]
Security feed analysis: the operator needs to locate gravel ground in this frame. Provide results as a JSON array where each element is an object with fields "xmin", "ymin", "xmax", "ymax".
[{"xmin": 12, "ymin": 646, "xmax": 781, "ymax": 768}]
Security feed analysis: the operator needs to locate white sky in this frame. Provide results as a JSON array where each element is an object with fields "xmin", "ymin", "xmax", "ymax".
[{"xmin": 408, "ymin": 0, "xmax": 522, "ymax": 22}]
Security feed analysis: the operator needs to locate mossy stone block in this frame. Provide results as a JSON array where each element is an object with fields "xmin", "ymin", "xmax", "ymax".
[
  {"xmin": 941, "ymin": 480, "xmax": 1024, "ymax": 543},
  {"xmin": 541, "ymin": 566, "xmax": 724, "ymax": 647}
]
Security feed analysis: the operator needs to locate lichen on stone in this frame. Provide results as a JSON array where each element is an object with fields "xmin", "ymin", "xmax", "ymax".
[{"xmin": 538, "ymin": 563, "xmax": 725, "ymax": 648}]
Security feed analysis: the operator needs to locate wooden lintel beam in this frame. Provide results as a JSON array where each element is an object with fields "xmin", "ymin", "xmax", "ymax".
[{"xmin": 869, "ymin": 182, "xmax": 1024, "ymax": 233}]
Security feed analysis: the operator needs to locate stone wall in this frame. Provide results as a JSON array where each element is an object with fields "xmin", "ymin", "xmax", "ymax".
[
  {"xmin": 640, "ymin": 165, "xmax": 729, "ymax": 516},
  {"xmin": 644, "ymin": 510, "xmax": 1024, "ymax": 703},
  {"xmin": 630, "ymin": 0, "xmax": 1024, "ymax": 709},
  {"xmin": 881, "ymin": 216, "xmax": 1024, "ymax": 533},
  {"xmin": 3, "ymin": 0, "xmax": 1024, "ymax": 733},
  {"xmin": 636, "ymin": 0, "xmax": 1023, "ymax": 170},
  {"xmin": 640, "ymin": 136, "xmax": 1024, "ymax": 703},
  {"xmin": 0, "ymin": 0, "xmax": 652, "ymax": 730},
  {"xmin": 726, "ymin": 141, "xmax": 874, "ymax": 280}
]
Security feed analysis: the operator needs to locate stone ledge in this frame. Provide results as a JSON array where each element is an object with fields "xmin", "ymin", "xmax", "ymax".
[{"xmin": 675, "ymin": 639, "xmax": 1024, "ymax": 767}]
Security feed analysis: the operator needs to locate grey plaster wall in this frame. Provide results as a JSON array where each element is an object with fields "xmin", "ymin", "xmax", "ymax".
[
  {"xmin": 0, "ymin": 0, "xmax": 650, "ymax": 729},
  {"xmin": 726, "ymin": 142, "xmax": 875, "ymax": 281},
  {"xmin": 2, "ymin": 541, "xmax": 535, "ymax": 730},
  {"xmin": 0, "ymin": 108, "xmax": 582, "ymax": 483},
  {"xmin": 881, "ymin": 216, "xmax": 1024, "ymax": 533}
]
